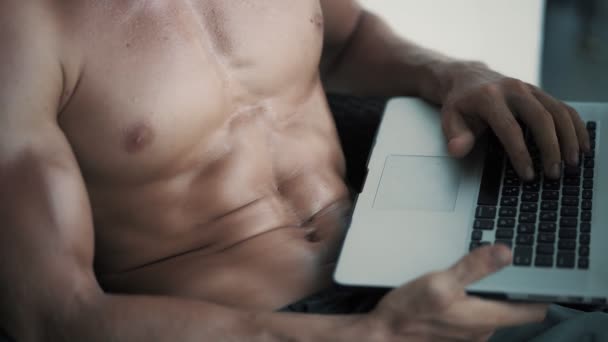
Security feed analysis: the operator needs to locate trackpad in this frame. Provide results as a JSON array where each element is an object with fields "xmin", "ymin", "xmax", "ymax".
[{"xmin": 373, "ymin": 155, "xmax": 462, "ymax": 211}]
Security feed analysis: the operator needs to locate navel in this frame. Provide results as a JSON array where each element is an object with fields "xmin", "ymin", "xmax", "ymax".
[{"xmin": 123, "ymin": 122, "xmax": 154, "ymax": 154}]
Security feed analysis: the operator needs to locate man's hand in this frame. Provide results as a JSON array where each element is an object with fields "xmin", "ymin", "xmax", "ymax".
[
  {"xmin": 439, "ymin": 62, "xmax": 591, "ymax": 180},
  {"xmin": 358, "ymin": 245, "xmax": 547, "ymax": 342},
  {"xmin": 316, "ymin": 4, "xmax": 588, "ymax": 181}
]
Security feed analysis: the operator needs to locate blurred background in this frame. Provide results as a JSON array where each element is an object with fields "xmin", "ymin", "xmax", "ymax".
[{"xmin": 359, "ymin": 0, "xmax": 608, "ymax": 102}]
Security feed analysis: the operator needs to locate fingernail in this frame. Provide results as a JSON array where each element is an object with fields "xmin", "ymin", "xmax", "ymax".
[
  {"xmin": 492, "ymin": 246, "xmax": 511, "ymax": 267},
  {"xmin": 551, "ymin": 163, "xmax": 561, "ymax": 179},
  {"xmin": 524, "ymin": 165, "xmax": 535, "ymax": 181},
  {"xmin": 570, "ymin": 150, "xmax": 580, "ymax": 166}
]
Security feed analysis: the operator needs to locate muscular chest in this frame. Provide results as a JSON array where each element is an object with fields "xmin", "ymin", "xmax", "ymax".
[{"xmin": 59, "ymin": 0, "xmax": 326, "ymax": 182}]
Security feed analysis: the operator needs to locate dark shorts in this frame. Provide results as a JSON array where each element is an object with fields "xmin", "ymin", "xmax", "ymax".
[
  {"xmin": 279, "ymin": 290, "xmax": 608, "ymax": 342},
  {"xmin": 279, "ymin": 285, "xmax": 388, "ymax": 314},
  {"xmin": 0, "ymin": 330, "xmax": 11, "ymax": 342}
]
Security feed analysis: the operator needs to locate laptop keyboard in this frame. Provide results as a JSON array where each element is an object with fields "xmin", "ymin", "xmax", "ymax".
[{"xmin": 471, "ymin": 121, "xmax": 598, "ymax": 269}]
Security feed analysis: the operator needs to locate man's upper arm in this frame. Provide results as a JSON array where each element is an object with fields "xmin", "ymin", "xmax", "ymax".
[
  {"xmin": 319, "ymin": 0, "xmax": 363, "ymax": 74},
  {"xmin": 0, "ymin": 2, "xmax": 99, "ymax": 339}
]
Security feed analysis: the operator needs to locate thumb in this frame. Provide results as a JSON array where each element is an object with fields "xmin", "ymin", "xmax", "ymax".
[
  {"xmin": 447, "ymin": 245, "xmax": 512, "ymax": 287},
  {"xmin": 442, "ymin": 107, "xmax": 476, "ymax": 158}
]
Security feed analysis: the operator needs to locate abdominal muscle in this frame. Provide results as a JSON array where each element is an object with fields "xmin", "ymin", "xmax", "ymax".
[
  {"xmin": 98, "ymin": 196, "xmax": 352, "ymax": 310},
  {"xmin": 92, "ymin": 87, "xmax": 352, "ymax": 311}
]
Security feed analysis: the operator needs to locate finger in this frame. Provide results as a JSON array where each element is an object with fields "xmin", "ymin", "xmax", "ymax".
[
  {"xmin": 474, "ymin": 99, "xmax": 534, "ymax": 180},
  {"xmin": 509, "ymin": 94, "xmax": 562, "ymax": 179},
  {"xmin": 428, "ymin": 319, "xmax": 496, "ymax": 342},
  {"xmin": 473, "ymin": 331, "xmax": 495, "ymax": 342},
  {"xmin": 405, "ymin": 324, "xmax": 476, "ymax": 342},
  {"xmin": 565, "ymin": 104, "xmax": 591, "ymax": 152},
  {"xmin": 442, "ymin": 107, "xmax": 477, "ymax": 158},
  {"xmin": 447, "ymin": 245, "xmax": 512, "ymax": 287},
  {"xmin": 531, "ymin": 89, "xmax": 580, "ymax": 165},
  {"xmin": 445, "ymin": 297, "xmax": 548, "ymax": 330}
]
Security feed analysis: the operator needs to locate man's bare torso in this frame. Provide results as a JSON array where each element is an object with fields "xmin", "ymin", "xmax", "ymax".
[{"xmin": 57, "ymin": 0, "xmax": 350, "ymax": 310}]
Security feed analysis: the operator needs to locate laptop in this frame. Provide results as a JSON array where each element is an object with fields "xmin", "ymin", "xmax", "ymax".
[{"xmin": 334, "ymin": 97, "xmax": 607, "ymax": 304}]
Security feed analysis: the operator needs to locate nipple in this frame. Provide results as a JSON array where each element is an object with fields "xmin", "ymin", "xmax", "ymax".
[{"xmin": 124, "ymin": 122, "xmax": 154, "ymax": 154}]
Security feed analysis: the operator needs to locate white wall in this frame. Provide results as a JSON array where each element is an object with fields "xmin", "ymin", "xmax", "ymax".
[{"xmin": 359, "ymin": 0, "xmax": 545, "ymax": 85}]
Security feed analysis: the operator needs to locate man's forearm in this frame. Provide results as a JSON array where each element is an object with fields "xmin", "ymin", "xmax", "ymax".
[
  {"xmin": 39, "ymin": 293, "xmax": 364, "ymax": 342},
  {"xmin": 322, "ymin": 10, "xmax": 465, "ymax": 104}
]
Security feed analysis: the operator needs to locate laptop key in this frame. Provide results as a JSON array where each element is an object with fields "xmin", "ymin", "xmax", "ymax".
[
  {"xmin": 537, "ymin": 233, "xmax": 555, "ymax": 243},
  {"xmin": 521, "ymin": 192, "xmax": 539, "ymax": 202},
  {"xmin": 543, "ymin": 181, "xmax": 560, "ymax": 191},
  {"xmin": 557, "ymin": 252, "xmax": 576, "ymax": 268},
  {"xmin": 520, "ymin": 203, "xmax": 538, "ymax": 213},
  {"xmin": 496, "ymin": 229, "xmax": 514, "ymax": 239},
  {"xmin": 584, "ymin": 169, "xmax": 594, "ymax": 179},
  {"xmin": 541, "ymin": 201, "xmax": 558, "ymax": 211},
  {"xmin": 578, "ymin": 258, "xmax": 589, "ymax": 269},
  {"xmin": 582, "ymin": 200, "xmax": 592, "ymax": 211},
  {"xmin": 563, "ymin": 187, "xmax": 580, "ymax": 197},
  {"xmin": 542, "ymin": 191, "xmax": 560, "ymax": 201},
  {"xmin": 519, "ymin": 213, "xmax": 537, "ymax": 223},
  {"xmin": 560, "ymin": 207, "xmax": 579, "ymax": 217},
  {"xmin": 580, "ymin": 222, "xmax": 591, "ymax": 233},
  {"xmin": 505, "ymin": 167, "xmax": 517, "ymax": 178},
  {"xmin": 563, "ymin": 177, "xmax": 580, "ymax": 187},
  {"xmin": 564, "ymin": 166, "xmax": 581, "ymax": 177},
  {"xmin": 499, "ymin": 207, "xmax": 517, "ymax": 217},
  {"xmin": 581, "ymin": 211, "xmax": 592, "ymax": 222},
  {"xmin": 471, "ymin": 230, "xmax": 483, "ymax": 241},
  {"xmin": 501, "ymin": 196, "xmax": 518, "ymax": 207},
  {"xmin": 539, "ymin": 222, "xmax": 556, "ymax": 232},
  {"xmin": 560, "ymin": 218, "xmax": 578, "ymax": 228},
  {"xmin": 518, "ymin": 223, "xmax": 535, "ymax": 234},
  {"xmin": 497, "ymin": 218, "xmax": 516, "ymax": 228},
  {"xmin": 558, "ymin": 239, "xmax": 576, "ymax": 250},
  {"xmin": 583, "ymin": 179, "xmax": 593, "ymax": 189},
  {"xmin": 523, "ymin": 183, "xmax": 540, "ymax": 192},
  {"xmin": 580, "ymin": 234, "xmax": 590, "ymax": 245},
  {"xmin": 503, "ymin": 177, "xmax": 521, "ymax": 187},
  {"xmin": 536, "ymin": 244, "xmax": 555, "ymax": 255},
  {"xmin": 559, "ymin": 229, "xmax": 577, "ymax": 239},
  {"xmin": 474, "ymin": 219, "xmax": 495, "ymax": 230},
  {"xmin": 579, "ymin": 246, "xmax": 590, "ymax": 257},
  {"xmin": 540, "ymin": 212, "xmax": 557, "ymax": 222},
  {"xmin": 513, "ymin": 246, "xmax": 533, "ymax": 266},
  {"xmin": 476, "ymin": 206, "xmax": 497, "ymax": 219},
  {"xmin": 502, "ymin": 186, "xmax": 520, "ymax": 197},
  {"xmin": 561, "ymin": 197, "xmax": 579, "ymax": 207},
  {"xmin": 587, "ymin": 121, "xmax": 597, "ymax": 130},
  {"xmin": 584, "ymin": 159, "xmax": 595, "ymax": 168},
  {"xmin": 582, "ymin": 190, "xmax": 593, "ymax": 200},
  {"xmin": 516, "ymin": 234, "xmax": 534, "ymax": 245}
]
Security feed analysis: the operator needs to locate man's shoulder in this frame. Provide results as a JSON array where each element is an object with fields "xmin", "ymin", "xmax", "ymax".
[{"xmin": 0, "ymin": 0, "xmax": 74, "ymax": 127}]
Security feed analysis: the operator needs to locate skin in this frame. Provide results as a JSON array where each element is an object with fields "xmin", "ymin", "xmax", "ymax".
[{"xmin": 0, "ymin": 0, "xmax": 590, "ymax": 341}]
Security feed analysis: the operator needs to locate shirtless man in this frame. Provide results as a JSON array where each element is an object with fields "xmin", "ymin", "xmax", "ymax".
[{"xmin": 0, "ymin": 1, "xmax": 593, "ymax": 341}]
